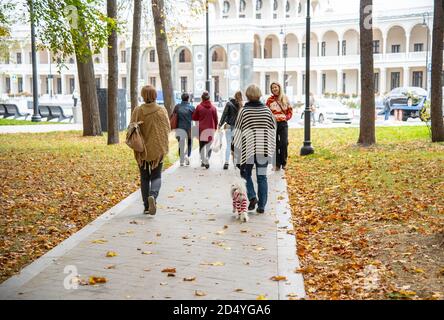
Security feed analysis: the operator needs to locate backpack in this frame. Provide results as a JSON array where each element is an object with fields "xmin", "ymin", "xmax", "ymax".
[{"xmin": 126, "ymin": 109, "xmax": 146, "ymax": 153}]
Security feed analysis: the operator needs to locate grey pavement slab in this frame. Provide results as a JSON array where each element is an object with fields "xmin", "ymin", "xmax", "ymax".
[{"xmin": 0, "ymin": 147, "xmax": 305, "ymax": 300}]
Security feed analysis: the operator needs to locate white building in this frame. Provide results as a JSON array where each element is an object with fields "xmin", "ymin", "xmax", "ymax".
[{"xmin": 1, "ymin": 0, "xmax": 443, "ymax": 104}]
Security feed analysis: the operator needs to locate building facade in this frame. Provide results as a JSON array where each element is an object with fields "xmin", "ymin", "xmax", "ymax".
[{"xmin": 1, "ymin": 0, "xmax": 443, "ymax": 103}]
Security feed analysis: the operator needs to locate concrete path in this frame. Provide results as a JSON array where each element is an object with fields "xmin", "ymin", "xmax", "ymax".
[{"xmin": 0, "ymin": 149, "xmax": 305, "ymax": 300}]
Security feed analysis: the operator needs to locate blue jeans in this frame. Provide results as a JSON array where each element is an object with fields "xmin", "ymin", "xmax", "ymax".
[
  {"xmin": 240, "ymin": 157, "xmax": 269, "ymax": 210},
  {"xmin": 225, "ymin": 128, "xmax": 232, "ymax": 163},
  {"xmin": 384, "ymin": 109, "xmax": 390, "ymax": 121}
]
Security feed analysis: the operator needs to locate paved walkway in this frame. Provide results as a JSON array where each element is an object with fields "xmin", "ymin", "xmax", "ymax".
[{"xmin": 0, "ymin": 149, "xmax": 305, "ymax": 300}]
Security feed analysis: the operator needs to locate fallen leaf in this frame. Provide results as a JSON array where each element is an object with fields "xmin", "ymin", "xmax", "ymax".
[
  {"xmin": 91, "ymin": 239, "xmax": 108, "ymax": 244},
  {"xmin": 142, "ymin": 251, "xmax": 153, "ymax": 255},
  {"xmin": 195, "ymin": 290, "xmax": 207, "ymax": 297},
  {"xmin": 270, "ymin": 276, "xmax": 287, "ymax": 281},
  {"xmin": 162, "ymin": 268, "xmax": 177, "ymax": 273},
  {"xmin": 256, "ymin": 295, "xmax": 268, "ymax": 300},
  {"xmin": 167, "ymin": 273, "xmax": 176, "ymax": 277},
  {"xmin": 89, "ymin": 276, "xmax": 107, "ymax": 285},
  {"xmin": 106, "ymin": 251, "xmax": 117, "ymax": 257},
  {"xmin": 175, "ymin": 187, "xmax": 185, "ymax": 192},
  {"xmin": 105, "ymin": 265, "xmax": 116, "ymax": 270},
  {"xmin": 234, "ymin": 288, "xmax": 244, "ymax": 292},
  {"xmin": 183, "ymin": 277, "xmax": 196, "ymax": 282}
]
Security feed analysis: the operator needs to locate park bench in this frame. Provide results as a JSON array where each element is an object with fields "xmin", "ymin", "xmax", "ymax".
[
  {"xmin": 0, "ymin": 104, "xmax": 5, "ymax": 118},
  {"xmin": 39, "ymin": 105, "xmax": 73, "ymax": 122},
  {"xmin": 3, "ymin": 104, "xmax": 30, "ymax": 120}
]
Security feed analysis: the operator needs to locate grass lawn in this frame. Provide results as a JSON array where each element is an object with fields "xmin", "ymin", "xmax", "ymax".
[
  {"xmin": 287, "ymin": 126, "xmax": 444, "ymax": 300},
  {"xmin": 0, "ymin": 118, "xmax": 60, "ymax": 126},
  {"xmin": 0, "ymin": 131, "xmax": 179, "ymax": 283}
]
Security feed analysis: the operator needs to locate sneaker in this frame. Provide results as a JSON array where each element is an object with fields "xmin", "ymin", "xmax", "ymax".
[
  {"xmin": 180, "ymin": 162, "xmax": 185, "ymax": 167},
  {"xmin": 248, "ymin": 198, "xmax": 258, "ymax": 211},
  {"xmin": 223, "ymin": 163, "xmax": 229, "ymax": 170},
  {"xmin": 148, "ymin": 196, "xmax": 157, "ymax": 216},
  {"xmin": 205, "ymin": 164, "xmax": 210, "ymax": 169},
  {"xmin": 256, "ymin": 208, "xmax": 265, "ymax": 214},
  {"xmin": 201, "ymin": 162, "xmax": 205, "ymax": 168},
  {"xmin": 185, "ymin": 157, "xmax": 190, "ymax": 166},
  {"xmin": 143, "ymin": 208, "xmax": 149, "ymax": 215}
]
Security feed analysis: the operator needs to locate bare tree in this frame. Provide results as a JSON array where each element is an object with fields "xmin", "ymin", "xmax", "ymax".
[
  {"xmin": 152, "ymin": 0, "xmax": 174, "ymax": 115},
  {"xmin": 430, "ymin": 0, "xmax": 444, "ymax": 142},
  {"xmin": 358, "ymin": 0, "xmax": 376, "ymax": 146},
  {"xmin": 130, "ymin": 0, "xmax": 142, "ymax": 112}
]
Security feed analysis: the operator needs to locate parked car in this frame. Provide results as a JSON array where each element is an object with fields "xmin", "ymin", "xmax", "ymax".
[
  {"xmin": 301, "ymin": 99, "xmax": 353, "ymax": 124},
  {"xmin": 383, "ymin": 87, "xmax": 427, "ymax": 121},
  {"xmin": 156, "ymin": 91, "xmax": 182, "ymax": 106}
]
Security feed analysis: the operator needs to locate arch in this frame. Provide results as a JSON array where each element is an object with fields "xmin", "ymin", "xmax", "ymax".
[
  {"xmin": 285, "ymin": 33, "xmax": 299, "ymax": 58},
  {"xmin": 264, "ymin": 34, "xmax": 281, "ymax": 59},
  {"xmin": 409, "ymin": 23, "xmax": 430, "ymax": 53},
  {"xmin": 300, "ymin": 32, "xmax": 320, "ymax": 57},
  {"xmin": 175, "ymin": 47, "xmax": 192, "ymax": 64},
  {"xmin": 221, "ymin": 0, "xmax": 238, "ymax": 19},
  {"xmin": 386, "ymin": 25, "xmax": 406, "ymax": 53},
  {"xmin": 373, "ymin": 28, "xmax": 384, "ymax": 54},
  {"xmin": 342, "ymin": 29, "xmax": 360, "ymax": 55},
  {"xmin": 254, "ymin": 34, "xmax": 262, "ymax": 59},
  {"xmin": 286, "ymin": 0, "xmax": 298, "ymax": 17},
  {"xmin": 210, "ymin": 45, "xmax": 228, "ymax": 64},
  {"xmin": 321, "ymin": 30, "xmax": 339, "ymax": 56}
]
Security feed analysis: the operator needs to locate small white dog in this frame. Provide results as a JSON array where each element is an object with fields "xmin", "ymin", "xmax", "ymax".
[{"xmin": 231, "ymin": 181, "xmax": 249, "ymax": 223}]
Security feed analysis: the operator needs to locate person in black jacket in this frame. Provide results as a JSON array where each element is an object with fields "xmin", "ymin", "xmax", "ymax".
[
  {"xmin": 219, "ymin": 91, "xmax": 243, "ymax": 170},
  {"xmin": 174, "ymin": 93, "xmax": 195, "ymax": 166}
]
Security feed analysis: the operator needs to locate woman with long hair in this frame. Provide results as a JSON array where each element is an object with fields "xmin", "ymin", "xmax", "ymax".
[{"xmin": 266, "ymin": 82, "xmax": 293, "ymax": 171}]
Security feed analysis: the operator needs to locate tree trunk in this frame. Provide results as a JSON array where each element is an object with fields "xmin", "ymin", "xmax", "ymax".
[
  {"xmin": 75, "ymin": 50, "xmax": 102, "ymax": 137},
  {"xmin": 358, "ymin": 0, "xmax": 376, "ymax": 146},
  {"xmin": 152, "ymin": 0, "xmax": 174, "ymax": 116},
  {"xmin": 431, "ymin": 0, "xmax": 444, "ymax": 142},
  {"xmin": 130, "ymin": 0, "xmax": 142, "ymax": 112},
  {"xmin": 107, "ymin": 0, "xmax": 119, "ymax": 145}
]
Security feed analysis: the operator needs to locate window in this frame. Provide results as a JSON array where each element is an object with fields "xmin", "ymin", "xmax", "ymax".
[
  {"xmin": 414, "ymin": 43, "xmax": 424, "ymax": 52},
  {"xmin": 212, "ymin": 51, "xmax": 219, "ymax": 62},
  {"xmin": 29, "ymin": 52, "xmax": 32, "ymax": 63},
  {"xmin": 5, "ymin": 54, "xmax": 9, "ymax": 64},
  {"xmin": 69, "ymin": 78, "xmax": 75, "ymax": 94},
  {"xmin": 265, "ymin": 75, "xmax": 271, "ymax": 94},
  {"xmin": 273, "ymin": 13, "xmax": 277, "ymax": 19},
  {"xmin": 121, "ymin": 50, "xmax": 126, "ymax": 63},
  {"xmin": 69, "ymin": 58, "xmax": 75, "ymax": 64},
  {"xmin": 373, "ymin": 40, "xmax": 380, "ymax": 54},
  {"xmin": 286, "ymin": 1, "xmax": 290, "ymax": 12},
  {"xmin": 256, "ymin": 0, "xmax": 263, "ymax": 11},
  {"xmin": 150, "ymin": 77, "xmax": 156, "ymax": 88},
  {"xmin": 239, "ymin": 0, "xmax": 246, "ymax": 12},
  {"xmin": 390, "ymin": 72, "xmax": 400, "ymax": 90},
  {"xmin": 322, "ymin": 73, "xmax": 326, "ymax": 94},
  {"xmin": 18, "ymin": 77, "xmax": 23, "ymax": 93},
  {"xmin": 213, "ymin": 76, "xmax": 220, "ymax": 101},
  {"xmin": 273, "ymin": 0, "xmax": 278, "ymax": 11},
  {"xmin": 122, "ymin": 77, "xmax": 127, "ymax": 90},
  {"xmin": 5, "ymin": 77, "xmax": 11, "ymax": 93},
  {"xmin": 94, "ymin": 57, "xmax": 101, "ymax": 64},
  {"xmin": 179, "ymin": 49, "xmax": 186, "ymax": 63},
  {"xmin": 57, "ymin": 77, "xmax": 62, "ymax": 94},
  {"xmin": 17, "ymin": 52, "xmax": 22, "ymax": 64},
  {"xmin": 223, "ymin": 1, "xmax": 230, "ymax": 14},
  {"xmin": 391, "ymin": 45, "xmax": 400, "ymax": 53},
  {"xmin": 412, "ymin": 71, "xmax": 423, "ymax": 88},
  {"xmin": 374, "ymin": 72, "xmax": 379, "ymax": 93},
  {"xmin": 256, "ymin": 13, "xmax": 261, "ymax": 19},
  {"xmin": 342, "ymin": 73, "xmax": 346, "ymax": 94},
  {"xmin": 56, "ymin": 57, "xmax": 62, "ymax": 64},
  {"xmin": 96, "ymin": 77, "xmax": 101, "ymax": 88},
  {"xmin": 321, "ymin": 42, "xmax": 326, "ymax": 56},
  {"xmin": 302, "ymin": 74, "xmax": 306, "ymax": 94},
  {"xmin": 298, "ymin": 2, "xmax": 302, "ymax": 14},
  {"xmin": 302, "ymin": 43, "xmax": 306, "ymax": 57},
  {"xmin": 342, "ymin": 40, "xmax": 347, "ymax": 56},
  {"xmin": 46, "ymin": 76, "xmax": 50, "ymax": 94},
  {"xmin": 30, "ymin": 78, "xmax": 33, "ymax": 93},
  {"xmin": 149, "ymin": 50, "xmax": 156, "ymax": 63},
  {"xmin": 181, "ymin": 77, "xmax": 187, "ymax": 93}
]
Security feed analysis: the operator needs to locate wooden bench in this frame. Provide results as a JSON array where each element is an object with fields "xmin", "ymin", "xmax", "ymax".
[
  {"xmin": 39, "ymin": 105, "xmax": 73, "ymax": 122},
  {"xmin": 3, "ymin": 104, "xmax": 30, "ymax": 120}
]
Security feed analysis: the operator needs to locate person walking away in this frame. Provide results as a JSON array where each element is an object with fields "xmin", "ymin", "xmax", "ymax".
[
  {"xmin": 309, "ymin": 92, "xmax": 316, "ymax": 126},
  {"xmin": 233, "ymin": 84, "xmax": 276, "ymax": 214},
  {"xmin": 130, "ymin": 85, "xmax": 170, "ymax": 215},
  {"xmin": 383, "ymin": 97, "xmax": 391, "ymax": 121},
  {"xmin": 266, "ymin": 82, "xmax": 293, "ymax": 171},
  {"xmin": 192, "ymin": 91, "xmax": 218, "ymax": 169},
  {"xmin": 172, "ymin": 93, "xmax": 195, "ymax": 166},
  {"xmin": 219, "ymin": 91, "xmax": 243, "ymax": 170}
]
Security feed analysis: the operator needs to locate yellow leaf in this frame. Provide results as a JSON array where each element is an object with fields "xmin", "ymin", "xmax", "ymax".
[
  {"xmin": 195, "ymin": 290, "xmax": 207, "ymax": 297},
  {"xmin": 106, "ymin": 251, "xmax": 117, "ymax": 257},
  {"xmin": 89, "ymin": 276, "xmax": 107, "ymax": 285},
  {"xmin": 175, "ymin": 187, "xmax": 185, "ymax": 192},
  {"xmin": 162, "ymin": 268, "xmax": 177, "ymax": 273},
  {"xmin": 183, "ymin": 276, "xmax": 196, "ymax": 282},
  {"xmin": 270, "ymin": 276, "xmax": 287, "ymax": 281},
  {"xmin": 414, "ymin": 268, "xmax": 425, "ymax": 274},
  {"xmin": 142, "ymin": 251, "xmax": 153, "ymax": 255},
  {"xmin": 91, "ymin": 239, "xmax": 108, "ymax": 244},
  {"xmin": 256, "ymin": 295, "xmax": 268, "ymax": 300}
]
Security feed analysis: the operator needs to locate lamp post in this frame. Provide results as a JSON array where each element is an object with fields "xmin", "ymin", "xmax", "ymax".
[
  {"xmin": 422, "ymin": 12, "xmax": 430, "ymax": 97},
  {"xmin": 205, "ymin": 0, "xmax": 211, "ymax": 93},
  {"xmin": 280, "ymin": 26, "xmax": 288, "ymax": 94},
  {"xmin": 29, "ymin": 0, "xmax": 41, "ymax": 122},
  {"xmin": 300, "ymin": 0, "xmax": 314, "ymax": 156}
]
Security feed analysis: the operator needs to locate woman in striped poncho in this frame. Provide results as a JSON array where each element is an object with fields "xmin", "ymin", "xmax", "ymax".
[{"xmin": 233, "ymin": 85, "xmax": 277, "ymax": 214}]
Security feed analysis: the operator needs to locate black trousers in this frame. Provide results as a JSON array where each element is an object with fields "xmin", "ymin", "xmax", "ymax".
[
  {"xmin": 139, "ymin": 162, "xmax": 163, "ymax": 210},
  {"xmin": 275, "ymin": 121, "xmax": 289, "ymax": 168},
  {"xmin": 199, "ymin": 141, "xmax": 212, "ymax": 164}
]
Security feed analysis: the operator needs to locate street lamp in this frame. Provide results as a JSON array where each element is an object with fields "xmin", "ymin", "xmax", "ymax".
[
  {"xmin": 205, "ymin": 0, "xmax": 211, "ymax": 93},
  {"xmin": 29, "ymin": 0, "xmax": 41, "ymax": 122},
  {"xmin": 422, "ymin": 12, "xmax": 430, "ymax": 96},
  {"xmin": 280, "ymin": 26, "xmax": 288, "ymax": 94},
  {"xmin": 300, "ymin": 0, "xmax": 314, "ymax": 156}
]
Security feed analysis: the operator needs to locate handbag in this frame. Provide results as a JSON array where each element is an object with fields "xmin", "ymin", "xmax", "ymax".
[
  {"xmin": 211, "ymin": 130, "xmax": 223, "ymax": 153},
  {"xmin": 126, "ymin": 109, "xmax": 145, "ymax": 153},
  {"xmin": 170, "ymin": 106, "xmax": 179, "ymax": 130}
]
